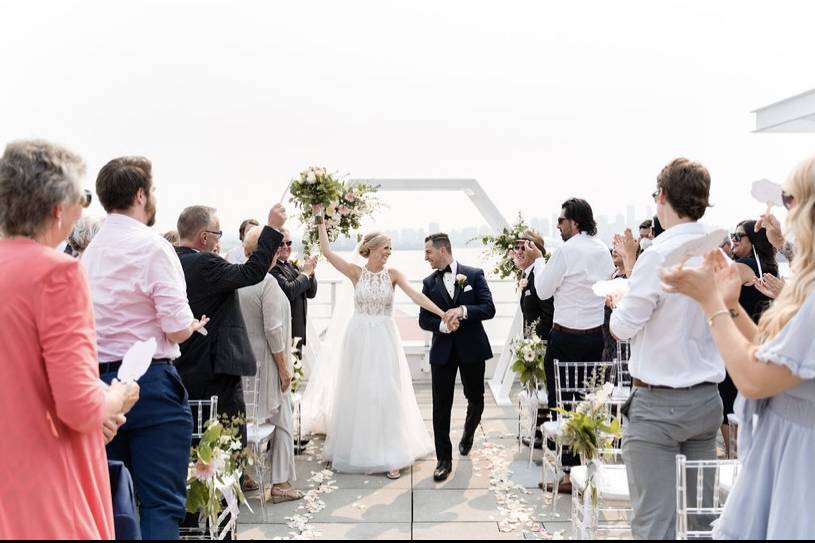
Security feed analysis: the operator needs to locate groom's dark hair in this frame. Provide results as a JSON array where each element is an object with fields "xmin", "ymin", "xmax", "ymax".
[{"xmin": 425, "ymin": 233, "xmax": 452, "ymax": 254}]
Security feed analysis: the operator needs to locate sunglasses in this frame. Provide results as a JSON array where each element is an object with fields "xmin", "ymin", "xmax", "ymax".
[
  {"xmin": 80, "ymin": 189, "xmax": 92, "ymax": 208},
  {"xmin": 652, "ymin": 189, "xmax": 660, "ymax": 202},
  {"xmin": 782, "ymin": 191, "xmax": 795, "ymax": 210},
  {"xmin": 282, "ymin": 241, "xmax": 293, "ymax": 247},
  {"xmin": 730, "ymin": 232, "xmax": 746, "ymax": 242},
  {"xmin": 557, "ymin": 217, "xmax": 568, "ymax": 225}
]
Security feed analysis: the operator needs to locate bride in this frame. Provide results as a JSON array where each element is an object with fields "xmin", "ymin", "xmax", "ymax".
[{"xmin": 306, "ymin": 204, "xmax": 442, "ymax": 479}]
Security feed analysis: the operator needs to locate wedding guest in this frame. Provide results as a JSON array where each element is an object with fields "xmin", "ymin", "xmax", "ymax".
[
  {"xmin": 271, "ymin": 228, "xmax": 318, "ymax": 354},
  {"xmin": 174, "ymin": 204, "xmax": 285, "ymax": 456},
  {"xmin": 68, "ymin": 216, "xmax": 102, "ymax": 257},
  {"xmin": 225, "ymin": 218, "xmax": 259, "ymax": 264},
  {"xmin": 0, "ymin": 140, "xmax": 139, "ymax": 539},
  {"xmin": 660, "ymin": 155, "xmax": 815, "ymax": 539},
  {"xmin": 512, "ymin": 229, "xmax": 553, "ymax": 450},
  {"xmin": 638, "ymin": 219, "xmax": 654, "ymax": 241},
  {"xmin": 652, "ymin": 214, "xmax": 665, "ymax": 237},
  {"xmin": 83, "ymin": 156, "xmax": 207, "ymax": 540},
  {"xmin": 719, "ymin": 219, "xmax": 778, "ymax": 456},
  {"xmin": 610, "ymin": 158, "xmax": 724, "ymax": 539},
  {"xmin": 526, "ymin": 197, "xmax": 614, "ymax": 493},
  {"xmin": 601, "ymin": 246, "xmax": 628, "ymax": 362},
  {"xmin": 238, "ymin": 226, "xmax": 302, "ymax": 503},
  {"xmin": 163, "ymin": 229, "xmax": 180, "ymax": 246}
]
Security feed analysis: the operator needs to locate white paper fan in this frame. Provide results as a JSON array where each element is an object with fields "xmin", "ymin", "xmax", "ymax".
[
  {"xmin": 592, "ymin": 277, "xmax": 630, "ymax": 298},
  {"xmin": 751, "ymin": 179, "xmax": 783, "ymax": 208},
  {"xmin": 117, "ymin": 337, "xmax": 157, "ymax": 382},
  {"xmin": 662, "ymin": 229, "xmax": 729, "ymax": 268}
]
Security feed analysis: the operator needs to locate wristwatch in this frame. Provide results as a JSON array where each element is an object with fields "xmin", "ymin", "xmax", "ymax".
[{"xmin": 315, "ymin": 216, "xmax": 324, "ymax": 225}]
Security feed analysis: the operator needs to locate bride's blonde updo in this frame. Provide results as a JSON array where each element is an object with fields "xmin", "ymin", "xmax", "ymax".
[{"xmin": 358, "ymin": 231, "xmax": 390, "ymax": 258}]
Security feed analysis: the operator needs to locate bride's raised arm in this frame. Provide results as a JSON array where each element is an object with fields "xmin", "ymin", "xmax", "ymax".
[
  {"xmin": 389, "ymin": 268, "xmax": 445, "ymax": 318},
  {"xmin": 312, "ymin": 204, "xmax": 362, "ymax": 284}
]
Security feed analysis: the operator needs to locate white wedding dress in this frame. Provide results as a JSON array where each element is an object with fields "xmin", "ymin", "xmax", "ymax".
[{"xmin": 313, "ymin": 266, "xmax": 433, "ymax": 473}]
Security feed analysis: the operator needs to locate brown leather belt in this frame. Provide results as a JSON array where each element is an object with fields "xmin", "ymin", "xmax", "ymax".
[
  {"xmin": 633, "ymin": 378, "xmax": 716, "ymax": 391},
  {"xmin": 552, "ymin": 324, "xmax": 603, "ymax": 336}
]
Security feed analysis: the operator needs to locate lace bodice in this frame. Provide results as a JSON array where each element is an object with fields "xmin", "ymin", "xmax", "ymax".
[{"xmin": 354, "ymin": 267, "xmax": 394, "ymax": 316}]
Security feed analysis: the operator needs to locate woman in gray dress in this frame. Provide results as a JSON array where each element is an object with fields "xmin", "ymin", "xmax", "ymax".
[
  {"xmin": 660, "ymin": 155, "xmax": 815, "ymax": 539},
  {"xmin": 238, "ymin": 226, "xmax": 303, "ymax": 503}
]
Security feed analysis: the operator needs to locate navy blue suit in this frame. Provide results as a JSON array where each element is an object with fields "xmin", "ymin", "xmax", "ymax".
[{"xmin": 419, "ymin": 263, "xmax": 496, "ymax": 461}]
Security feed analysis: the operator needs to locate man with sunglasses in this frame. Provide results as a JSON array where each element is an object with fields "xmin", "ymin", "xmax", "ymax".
[
  {"xmin": 174, "ymin": 204, "xmax": 286, "ymax": 456},
  {"xmin": 271, "ymin": 229, "xmax": 319, "ymax": 355}
]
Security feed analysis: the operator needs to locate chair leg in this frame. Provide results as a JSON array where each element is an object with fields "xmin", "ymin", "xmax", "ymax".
[{"xmin": 254, "ymin": 442, "xmax": 266, "ymax": 520}]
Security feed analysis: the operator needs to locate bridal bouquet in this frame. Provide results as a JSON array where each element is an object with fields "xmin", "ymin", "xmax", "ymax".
[
  {"xmin": 472, "ymin": 213, "xmax": 547, "ymax": 281},
  {"xmin": 509, "ymin": 322, "xmax": 547, "ymax": 389},
  {"xmin": 186, "ymin": 418, "xmax": 251, "ymax": 538},
  {"xmin": 288, "ymin": 167, "xmax": 379, "ymax": 256}
]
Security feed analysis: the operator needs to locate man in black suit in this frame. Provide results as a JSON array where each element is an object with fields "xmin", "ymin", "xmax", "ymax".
[
  {"xmin": 174, "ymin": 203, "xmax": 286, "ymax": 443},
  {"xmin": 513, "ymin": 229, "xmax": 554, "ymax": 450},
  {"xmin": 419, "ymin": 233, "xmax": 496, "ymax": 482},
  {"xmin": 270, "ymin": 228, "xmax": 318, "ymax": 352}
]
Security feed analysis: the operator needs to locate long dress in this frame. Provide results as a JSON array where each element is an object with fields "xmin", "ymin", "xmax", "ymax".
[
  {"xmin": 0, "ymin": 239, "xmax": 113, "ymax": 539},
  {"xmin": 238, "ymin": 275, "xmax": 295, "ymax": 485},
  {"xmin": 714, "ymin": 291, "xmax": 815, "ymax": 539},
  {"xmin": 321, "ymin": 267, "xmax": 434, "ymax": 473}
]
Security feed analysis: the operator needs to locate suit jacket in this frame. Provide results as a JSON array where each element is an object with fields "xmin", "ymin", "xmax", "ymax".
[
  {"xmin": 418, "ymin": 263, "xmax": 496, "ymax": 365},
  {"xmin": 521, "ymin": 269, "xmax": 554, "ymax": 340},
  {"xmin": 270, "ymin": 260, "xmax": 318, "ymax": 346},
  {"xmin": 174, "ymin": 226, "xmax": 283, "ymax": 379}
]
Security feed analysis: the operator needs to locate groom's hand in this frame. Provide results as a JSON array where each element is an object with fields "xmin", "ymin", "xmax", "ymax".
[{"xmin": 443, "ymin": 308, "xmax": 463, "ymax": 331}]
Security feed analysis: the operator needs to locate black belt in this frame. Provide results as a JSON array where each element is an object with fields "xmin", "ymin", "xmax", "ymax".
[
  {"xmin": 632, "ymin": 378, "xmax": 716, "ymax": 391},
  {"xmin": 99, "ymin": 358, "xmax": 172, "ymax": 375},
  {"xmin": 552, "ymin": 324, "xmax": 603, "ymax": 336}
]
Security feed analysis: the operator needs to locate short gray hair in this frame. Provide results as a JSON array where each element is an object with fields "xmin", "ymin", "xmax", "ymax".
[
  {"xmin": 177, "ymin": 205, "xmax": 216, "ymax": 240},
  {"xmin": 0, "ymin": 139, "xmax": 86, "ymax": 237},
  {"xmin": 68, "ymin": 216, "xmax": 103, "ymax": 253}
]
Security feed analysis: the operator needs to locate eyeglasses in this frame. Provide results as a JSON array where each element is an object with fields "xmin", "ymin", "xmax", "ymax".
[
  {"xmin": 782, "ymin": 191, "xmax": 795, "ymax": 210},
  {"xmin": 730, "ymin": 232, "xmax": 745, "ymax": 242},
  {"xmin": 652, "ymin": 189, "xmax": 660, "ymax": 202},
  {"xmin": 205, "ymin": 230, "xmax": 223, "ymax": 238},
  {"xmin": 282, "ymin": 241, "xmax": 293, "ymax": 247}
]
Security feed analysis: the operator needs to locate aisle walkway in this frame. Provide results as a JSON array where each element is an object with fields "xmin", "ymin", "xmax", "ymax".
[{"xmin": 237, "ymin": 383, "xmax": 574, "ymax": 540}]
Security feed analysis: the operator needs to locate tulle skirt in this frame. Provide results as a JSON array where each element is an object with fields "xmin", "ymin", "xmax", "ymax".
[{"xmin": 320, "ymin": 314, "xmax": 433, "ymax": 473}]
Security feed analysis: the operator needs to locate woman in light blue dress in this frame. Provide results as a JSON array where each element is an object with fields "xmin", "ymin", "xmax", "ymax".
[{"xmin": 660, "ymin": 155, "xmax": 815, "ymax": 539}]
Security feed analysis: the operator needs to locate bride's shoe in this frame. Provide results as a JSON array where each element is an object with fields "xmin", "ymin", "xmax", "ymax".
[{"xmin": 386, "ymin": 469, "xmax": 401, "ymax": 480}]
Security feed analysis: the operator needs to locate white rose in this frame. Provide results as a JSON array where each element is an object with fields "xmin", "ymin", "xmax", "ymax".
[
  {"xmin": 306, "ymin": 171, "xmax": 317, "ymax": 183},
  {"xmin": 456, "ymin": 273, "xmax": 467, "ymax": 283},
  {"xmin": 325, "ymin": 205, "xmax": 337, "ymax": 218}
]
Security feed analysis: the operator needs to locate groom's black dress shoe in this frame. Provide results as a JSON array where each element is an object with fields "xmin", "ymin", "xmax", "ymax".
[
  {"xmin": 458, "ymin": 433, "xmax": 475, "ymax": 456},
  {"xmin": 433, "ymin": 461, "xmax": 452, "ymax": 482}
]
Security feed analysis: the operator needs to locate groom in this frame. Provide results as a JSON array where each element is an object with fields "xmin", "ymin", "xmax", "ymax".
[{"xmin": 419, "ymin": 233, "xmax": 496, "ymax": 482}]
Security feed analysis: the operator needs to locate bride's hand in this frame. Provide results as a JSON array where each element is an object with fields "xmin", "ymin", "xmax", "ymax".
[{"xmin": 312, "ymin": 204, "xmax": 324, "ymax": 216}]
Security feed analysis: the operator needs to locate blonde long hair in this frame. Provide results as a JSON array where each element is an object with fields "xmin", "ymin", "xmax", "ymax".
[{"xmin": 756, "ymin": 156, "xmax": 815, "ymax": 342}]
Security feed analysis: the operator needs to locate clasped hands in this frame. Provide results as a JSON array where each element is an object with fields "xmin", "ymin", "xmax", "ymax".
[{"xmin": 442, "ymin": 306, "xmax": 465, "ymax": 332}]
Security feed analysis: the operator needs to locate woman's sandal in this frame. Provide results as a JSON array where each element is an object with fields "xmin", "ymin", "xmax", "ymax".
[
  {"xmin": 242, "ymin": 477, "xmax": 260, "ymax": 492},
  {"xmin": 269, "ymin": 485, "xmax": 304, "ymax": 504},
  {"xmin": 386, "ymin": 469, "xmax": 401, "ymax": 480}
]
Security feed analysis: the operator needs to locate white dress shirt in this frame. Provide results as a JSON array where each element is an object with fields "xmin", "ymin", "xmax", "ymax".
[
  {"xmin": 610, "ymin": 222, "xmax": 725, "ymax": 387},
  {"xmin": 438, "ymin": 260, "xmax": 468, "ymax": 333},
  {"xmin": 82, "ymin": 213, "xmax": 194, "ymax": 362},
  {"xmin": 225, "ymin": 244, "xmax": 247, "ymax": 264},
  {"xmin": 533, "ymin": 232, "xmax": 613, "ymax": 329}
]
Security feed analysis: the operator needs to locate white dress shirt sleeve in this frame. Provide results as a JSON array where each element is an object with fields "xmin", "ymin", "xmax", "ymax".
[
  {"xmin": 534, "ymin": 250, "xmax": 565, "ymax": 301},
  {"xmin": 146, "ymin": 243, "xmax": 195, "ymax": 334},
  {"xmin": 439, "ymin": 320, "xmax": 450, "ymax": 334},
  {"xmin": 609, "ymin": 250, "xmax": 660, "ymax": 341}
]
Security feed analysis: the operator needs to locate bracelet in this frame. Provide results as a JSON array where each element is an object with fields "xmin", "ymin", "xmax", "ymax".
[{"xmin": 707, "ymin": 309, "xmax": 734, "ymax": 327}]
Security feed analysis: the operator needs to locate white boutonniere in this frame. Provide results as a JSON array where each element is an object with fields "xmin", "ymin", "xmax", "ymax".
[
  {"xmin": 456, "ymin": 274, "xmax": 468, "ymax": 288},
  {"xmin": 289, "ymin": 257, "xmax": 300, "ymax": 270},
  {"xmin": 518, "ymin": 278, "xmax": 528, "ymax": 290}
]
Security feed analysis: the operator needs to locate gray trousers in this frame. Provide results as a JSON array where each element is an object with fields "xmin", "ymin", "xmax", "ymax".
[{"xmin": 622, "ymin": 384, "xmax": 722, "ymax": 540}]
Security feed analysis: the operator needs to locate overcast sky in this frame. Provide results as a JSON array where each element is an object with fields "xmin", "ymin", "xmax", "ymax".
[{"xmin": 2, "ymin": 0, "xmax": 814, "ymax": 242}]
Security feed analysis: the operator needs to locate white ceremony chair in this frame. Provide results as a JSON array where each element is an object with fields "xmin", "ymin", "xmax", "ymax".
[
  {"xmin": 244, "ymin": 373, "xmax": 276, "ymax": 518},
  {"xmin": 675, "ymin": 454, "xmax": 741, "ymax": 539},
  {"xmin": 189, "ymin": 395, "xmax": 219, "ymax": 439}
]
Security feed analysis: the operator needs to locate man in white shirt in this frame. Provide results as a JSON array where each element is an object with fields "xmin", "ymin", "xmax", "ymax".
[
  {"xmin": 525, "ymin": 198, "xmax": 614, "ymax": 493},
  {"xmin": 224, "ymin": 218, "xmax": 259, "ymax": 264},
  {"xmin": 610, "ymin": 158, "xmax": 725, "ymax": 539}
]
